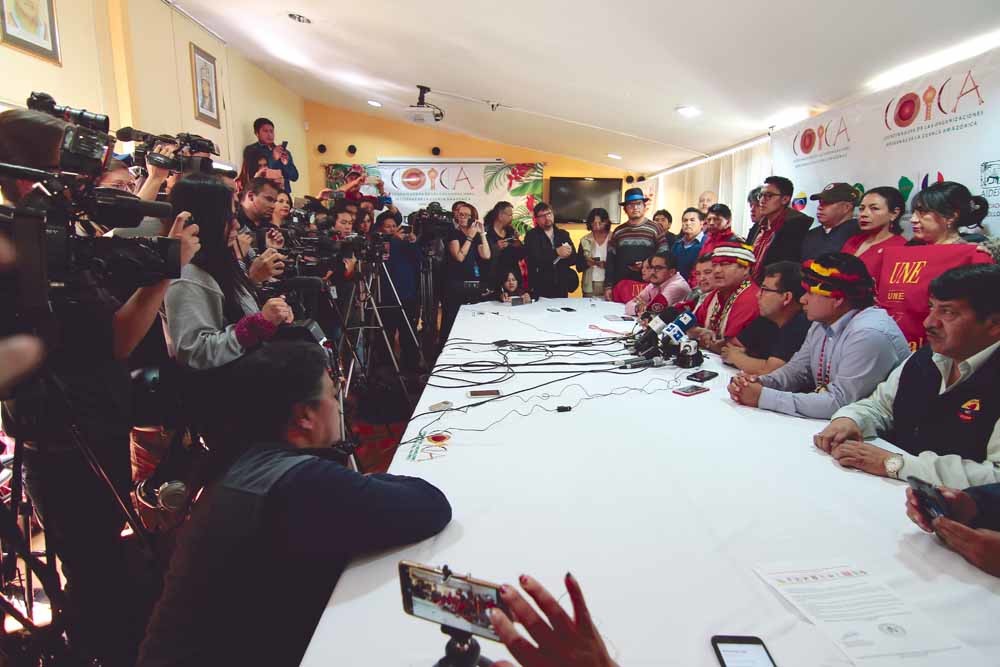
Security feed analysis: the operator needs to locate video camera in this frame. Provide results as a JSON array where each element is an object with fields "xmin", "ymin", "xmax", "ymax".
[
  {"xmin": 0, "ymin": 93, "xmax": 181, "ymax": 327},
  {"xmin": 115, "ymin": 126, "xmax": 237, "ymax": 179},
  {"xmin": 405, "ymin": 202, "xmax": 454, "ymax": 242}
]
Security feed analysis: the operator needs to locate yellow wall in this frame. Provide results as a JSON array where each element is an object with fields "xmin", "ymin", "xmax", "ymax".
[
  {"xmin": 303, "ymin": 101, "xmax": 627, "ymax": 198},
  {"xmin": 0, "ymin": 0, "xmax": 118, "ymax": 120},
  {"xmin": 1, "ymin": 0, "xmax": 306, "ymax": 170}
]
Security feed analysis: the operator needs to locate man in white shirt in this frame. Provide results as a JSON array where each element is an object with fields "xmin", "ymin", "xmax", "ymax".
[{"xmin": 814, "ymin": 264, "xmax": 1000, "ymax": 488}]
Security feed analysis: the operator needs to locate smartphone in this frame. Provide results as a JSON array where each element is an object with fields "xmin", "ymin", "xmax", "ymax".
[
  {"xmin": 711, "ymin": 636, "xmax": 777, "ymax": 667},
  {"xmin": 399, "ymin": 561, "xmax": 508, "ymax": 642},
  {"xmin": 561, "ymin": 307, "xmax": 576, "ymax": 312},
  {"xmin": 467, "ymin": 389, "xmax": 501, "ymax": 398},
  {"xmin": 687, "ymin": 370, "xmax": 719, "ymax": 382},
  {"xmin": 365, "ymin": 174, "xmax": 381, "ymax": 185},
  {"xmin": 547, "ymin": 307, "xmax": 562, "ymax": 312},
  {"xmin": 280, "ymin": 140, "xmax": 288, "ymax": 150},
  {"xmin": 604, "ymin": 315, "xmax": 633, "ymax": 322},
  {"xmin": 906, "ymin": 476, "xmax": 952, "ymax": 520},
  {"xmin": 673, "ymin": 384, "xmax": 710, "ymax": 397}
]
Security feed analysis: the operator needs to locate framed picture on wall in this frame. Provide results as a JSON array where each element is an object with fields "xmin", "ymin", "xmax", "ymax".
[
  {"xmin": 190, "ymin": 42, "xmax": 220, "ymax": 128},
  {"xmin": 0, "ymin": 0, "xmax": 61, "ymax": 65}
]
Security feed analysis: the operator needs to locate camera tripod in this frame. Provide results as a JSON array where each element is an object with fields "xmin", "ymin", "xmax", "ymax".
[
  {"xmin": 0, "ymin": 372, "xmax": 158, "ymax": 663},
  {"xmin": 337, "ymin": 256, "xmax": 426, "ymax": 406}
]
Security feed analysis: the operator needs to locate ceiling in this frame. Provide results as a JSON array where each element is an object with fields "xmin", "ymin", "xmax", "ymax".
[{"xmin": 176, "ymin": 0, "xmax": 1000, "ymax": 174}]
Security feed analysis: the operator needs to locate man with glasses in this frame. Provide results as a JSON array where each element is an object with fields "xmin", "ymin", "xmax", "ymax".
[
  {"xmin": 728, "ymin": 253, "xmax": 909, "ymax": 419},
  {"xmin": 746, "ymin": 176, "xmax": 813, "ymax": 281},
  {"xmin": 625, "ymin": 251, "xmax": 690, "ymax": 317},
  {"xmin": 721, "ymin": 261, "xmax": 810, "ymax": 374},
  {"xmin": 604, "ymin": 188, "xmax": 670, "ymax": 300},
  {"xmin": 524, "ymin": 201, "xmax": 578, "ymax": 298}
]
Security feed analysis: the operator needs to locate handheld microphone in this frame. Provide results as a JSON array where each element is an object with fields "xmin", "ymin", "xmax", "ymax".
[{"xmin": 633, "ymin": 306, "xmax": 679, "ymax": 355}]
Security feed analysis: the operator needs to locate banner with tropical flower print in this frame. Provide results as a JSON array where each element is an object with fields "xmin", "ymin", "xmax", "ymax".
[{"xmin": 373, "ymin": 159, "xmax": 544, "ymax": 234}]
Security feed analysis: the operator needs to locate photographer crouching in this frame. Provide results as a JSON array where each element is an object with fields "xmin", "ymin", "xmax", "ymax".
[
  {"xmin": 0, "ymin": 108, "xmax": 199, "ymax": 665},
  {"xmin": 137, "ymin": 341, "xmax": 451, "ymax": 666}
]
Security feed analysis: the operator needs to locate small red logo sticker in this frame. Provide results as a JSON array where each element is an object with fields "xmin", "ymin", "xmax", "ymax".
[{"xmin": 958, "ymin": 399, "xmax": 981, "ymax": 422}]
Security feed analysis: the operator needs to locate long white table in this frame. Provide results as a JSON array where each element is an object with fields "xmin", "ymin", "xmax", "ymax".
[{"xmin": 301, "ymin": 298, "xmax": 1000, "ymax": 666}]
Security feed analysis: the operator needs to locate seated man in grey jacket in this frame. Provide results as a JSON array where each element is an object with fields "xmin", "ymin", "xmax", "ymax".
[
  {"xmin": 815, "ymin": 264, "xmax": 1000, "ymax": 488},
  {"xmin": 729, "ymin": 253, "xmax": 910, "ymax": 419}
]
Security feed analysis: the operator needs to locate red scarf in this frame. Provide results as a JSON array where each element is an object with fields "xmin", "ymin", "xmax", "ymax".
[{"xmin": 752, "ymin": 208, "xmax": 788, "ymax": 280}]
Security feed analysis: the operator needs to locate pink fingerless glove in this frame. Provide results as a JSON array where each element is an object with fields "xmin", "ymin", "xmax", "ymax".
[{"xmin": 234, "ymin": 312, "xmax": 279, "ymax": 348}]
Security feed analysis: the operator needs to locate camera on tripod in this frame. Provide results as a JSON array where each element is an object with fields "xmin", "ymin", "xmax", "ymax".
[
  {"xmin": 405, "ymin": 202, "xmax": 454, "ymax": 243},
  {"xmin": 115, "ymin": 125, "xmax": 237, "ymax": 179}
]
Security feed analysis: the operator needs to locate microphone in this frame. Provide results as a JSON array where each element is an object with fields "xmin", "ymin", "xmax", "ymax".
[
  {"xmin": 633, "ymin": 306, "xmax": 679, "ymax": 355},
  {"xmin": 620, "ymin": 356, "xmax": 666, "ymax": 370},
  {"xmin": 660, "ymin": 309, "xmax": 697, "ymax": 346},
  {"xmin": 115, "ymin": 126, "xmax": 151, "ymax": 143},
  {"xmin": 614, "ymin": 347, "xmax": 659, "ymax": 367}
]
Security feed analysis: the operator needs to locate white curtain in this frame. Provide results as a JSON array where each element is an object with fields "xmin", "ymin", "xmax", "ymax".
[{"xmin": 655, "ymin": 140, "xmax": 772, "ymax": 238}]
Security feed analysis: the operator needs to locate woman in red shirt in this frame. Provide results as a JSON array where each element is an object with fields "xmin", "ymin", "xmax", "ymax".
[{"xmin": 840, "ymin": 186, "xmax": 907, "ymax": 286}]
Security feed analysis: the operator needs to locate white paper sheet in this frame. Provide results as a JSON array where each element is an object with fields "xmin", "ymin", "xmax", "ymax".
[{"xmin": 754, "ymin": 560, "xmax": 987, "ymax": 666}]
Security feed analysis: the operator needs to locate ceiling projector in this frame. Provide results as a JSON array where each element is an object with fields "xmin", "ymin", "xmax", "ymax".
[{"xmin": 406, "ymin": 85, "xmax": 444, "ymax": 124}]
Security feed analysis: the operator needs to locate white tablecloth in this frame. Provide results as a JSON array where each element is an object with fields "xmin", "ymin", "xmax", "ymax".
[{"xmin": 301, "ymin": 298, "xmax": 1000, "ymax": 667}]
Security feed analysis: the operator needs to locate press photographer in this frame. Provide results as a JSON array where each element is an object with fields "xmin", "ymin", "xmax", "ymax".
[
  {"xmin": 137, "ymin": 340, "xmax": 451, "ymax": 666},
  {"xmin": 0, "ymin": 106, "xmax": 199, "ymax": 665}
]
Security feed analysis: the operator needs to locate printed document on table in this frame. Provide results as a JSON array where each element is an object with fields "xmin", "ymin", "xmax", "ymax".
[{"xmin": 754, "ymin": 560, "xmax": 987, "ymax": 666}]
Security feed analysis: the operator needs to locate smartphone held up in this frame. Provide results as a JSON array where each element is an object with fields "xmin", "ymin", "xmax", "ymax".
[{"xmin": 399, "ymin": 561, "xmax": 508, "ymax": 642}]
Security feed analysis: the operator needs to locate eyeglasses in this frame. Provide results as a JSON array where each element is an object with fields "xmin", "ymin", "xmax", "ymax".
[
  {"xmin": 649, "ymin": 265, "xmax": 670, "ymax": 272},
  {"xmin": 758, "ymin": 286, "xmax": 787, "ymax": 295},
  {"xmin": 756, "ymin": 192, "xmax": 781, "ymax": 201},
  {"xmin": 624, "ymin": 201, "xmax": 645, "ymax": 208}
]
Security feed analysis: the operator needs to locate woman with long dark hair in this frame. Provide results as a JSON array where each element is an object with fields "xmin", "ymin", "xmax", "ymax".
[
  {"xmin": 164, "ymin": 173, "xmax": 293, "ymax": 373},
  {"xmin": 494, "ymin": 269, "xmax": 531, "ymax": 304},
  {"xmin": 908, "ymin": 181, "xmax": 990, "ymax": 247},
  {"xmin": 577, "ymin": 208, "xmax": 612, "ymax": 298},
  {"xmin": 840, "ymin": 186, "xmax": 908, "ymax": 284}
]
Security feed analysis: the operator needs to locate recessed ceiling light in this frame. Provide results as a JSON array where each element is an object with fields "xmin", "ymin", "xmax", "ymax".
[
  {"xmin": 607, "ymin": 153, "xmax": 622, "ymax": 160},
  {"xmin": 367, "ymin": 100, "xmax": 383, "ymax": 108},
  {"xmin": 287, "ymin": 13, "xmax": 312, "ymax": 24},
  {"xmin": 675, "ymin": 105, "xmax": 701, "ymax": 118},
  {"xmin": 584, "ymin": 177, "xmax": 595, "ymax": 181}
]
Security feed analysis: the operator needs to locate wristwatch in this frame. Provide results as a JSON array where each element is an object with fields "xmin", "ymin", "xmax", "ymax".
[{"xmin": 884, "ymin": 454, "xmax": 904, "ymax": 479}]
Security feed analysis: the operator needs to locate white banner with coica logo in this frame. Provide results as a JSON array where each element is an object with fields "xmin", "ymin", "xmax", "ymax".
[
  {"xmin": 375, "ymin": 158, "xmax": 544, "ymax": 233},
  {"xmin": 772, "ymin": 48, "xmax": 1000, "ymax": 235}
]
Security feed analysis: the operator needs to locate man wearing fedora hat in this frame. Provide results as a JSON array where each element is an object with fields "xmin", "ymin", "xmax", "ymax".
[
  {"xmin": 801, "ymin": 182, "xmax": 861, "ymax": 261},
  {"xmin": 603, "ymin": 187, "xmax": 670, "ymax": 300}
]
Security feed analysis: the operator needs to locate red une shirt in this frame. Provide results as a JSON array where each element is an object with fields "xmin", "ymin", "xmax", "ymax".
[
  {"xmin": 878, "ymin": 243, "xmax": 994, "ymax": 350},
  {"xmin": 841, "ymin": 233, "xmax": 907, "ymax": 289}
]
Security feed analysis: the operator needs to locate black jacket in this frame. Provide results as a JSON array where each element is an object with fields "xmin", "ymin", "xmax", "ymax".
[
  {"xmin": 524, "ymin": 225, "xmax": 579, "ymax": 297},
  {"xmin": 747, "ymin": 208, "xmax": 813, "ymax": 271}
]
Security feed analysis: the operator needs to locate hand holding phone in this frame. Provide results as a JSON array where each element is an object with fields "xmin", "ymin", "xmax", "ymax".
[
  {"xmin": 906, "ymin": 476, "xmax": 953, "ymax": 521},
  {"xmin": 399, "ymin": 561, "xmax": 508, "ymax": 642}
]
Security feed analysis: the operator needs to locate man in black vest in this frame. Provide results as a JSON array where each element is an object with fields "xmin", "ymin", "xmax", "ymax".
[
  {"xmin": 138, "ymin": 341, "xmax": 452, "ymax": 666},
  {"xmin": 524, "ymin": 201, "xmax": 579, "ymax": 298},
  {"xmin": 814, "ymin": 264, "xmax": 1000, "ymax": 488}
]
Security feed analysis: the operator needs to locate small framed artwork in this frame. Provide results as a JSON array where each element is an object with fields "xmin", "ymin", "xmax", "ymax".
[
  {"xmin": 1, "ymin": 0, "xmax": 61, "ymax": 65},
  {"xmin": 190, "ymin": 42, "xmax": 220, "ymax": 128}
]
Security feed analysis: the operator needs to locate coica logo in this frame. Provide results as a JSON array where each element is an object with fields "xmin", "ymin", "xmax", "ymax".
[
  {"xmin": 884, "ymin": 69, "xmax": 984, "ymax": 131},
  {"xmin": 390, "ymin": 166, "xmax": 476, "ymax": 192},
  {"xmin": 792, "ymin": 116, "xmax": 850, "ymax": 156},
  {"xmin": 400, "ymin": 168, "xmax": 426, "ymax": 190}
]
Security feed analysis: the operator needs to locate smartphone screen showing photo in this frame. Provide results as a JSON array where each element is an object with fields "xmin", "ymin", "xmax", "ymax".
[{"xmin": 400, "ymin": 562, "xmax": 505, "ymax": 641}]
